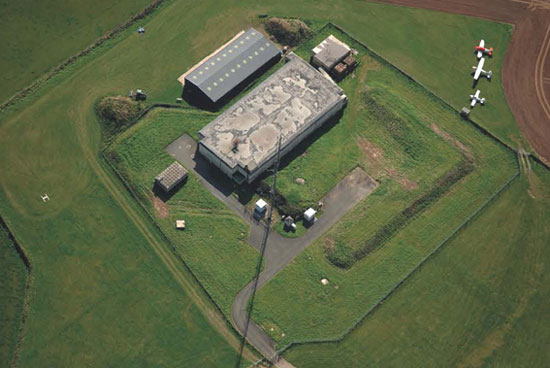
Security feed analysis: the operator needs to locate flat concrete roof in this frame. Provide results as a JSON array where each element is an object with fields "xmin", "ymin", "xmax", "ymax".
[
  {"xmin": 312, "ymin": 35, "xmax": 351, "ymax": 69},
  {"xmin": 155, "ymin": 162, "xmax": 188, "ymax": 191},
  {"xmin": 199, "ymin": 53, "xmax": 346, "ymax": 172}
]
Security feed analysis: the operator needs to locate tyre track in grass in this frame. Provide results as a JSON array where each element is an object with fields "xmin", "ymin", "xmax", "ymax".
[
  {"xmin": 72, "ymin": 108, "xmax": 258, "ymax": 363},
  {"xmin": 534, "ymin": 25, "xmax": 550, "ymax": 122}
]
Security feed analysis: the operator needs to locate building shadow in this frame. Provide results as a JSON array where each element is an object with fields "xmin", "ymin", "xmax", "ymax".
[
  {"xmin": 181, "ymin": 56, "xmax": 281, "ymax": 112},
  {"xmin": 152, "ymin": 177, "xmax": 188, "ymax": 202}
]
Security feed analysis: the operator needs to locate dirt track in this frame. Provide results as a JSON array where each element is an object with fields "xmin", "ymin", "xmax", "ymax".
[{"xmin": 378, "ymin": 0, "xmax": 550, "ymax": 165}]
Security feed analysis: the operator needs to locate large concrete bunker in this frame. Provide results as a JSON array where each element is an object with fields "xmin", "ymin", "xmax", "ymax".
[{"xmin": 198, "ymin": 53, "xmax": 347, "ymax": 184}]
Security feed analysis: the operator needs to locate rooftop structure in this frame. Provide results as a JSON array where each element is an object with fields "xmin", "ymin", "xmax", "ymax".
[
  {"xmin": 311, "ymin": 35, "xmax": 351, "ymax": 71},
  {"xmin": 155, "ymin": 162, "xmax": 188, "ymax": 192},
  {"xmin": 198, "ymin": 53, "xmax": 347, "ymax": 184},
  {"xmin": 180, "ymin": 28, "xmax": 281, "ymax": 106}
]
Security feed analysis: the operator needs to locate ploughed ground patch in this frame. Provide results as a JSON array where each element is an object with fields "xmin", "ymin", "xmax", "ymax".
[
  {"xmin": 357, "ymin": 137, "xmax": 418, "ymax": 190},
  {"xmin": 151, "ymin": 192, "xmax": 170, "ymax": 218}
]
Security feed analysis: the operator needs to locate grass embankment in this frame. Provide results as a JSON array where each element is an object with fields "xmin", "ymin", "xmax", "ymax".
[
  {"xmin": 110, "ymin": 108, "xmax": 260, "ymax": 317},
  {"xmin": 0, "ymin": 225, "xmax": 27, "ymax": 366},
  {"xmin": 0, "ymin": 0, "xmax": 153, "ymax": 104},
  {"xmin": 253, "ymin": 24, "xmax": 517, "ymax": 346},
  {"xmin": 269, "ymin": 26, "xmax": 462, "ymax": 218},
  {"xmin": 284, "ymin": 163, "xmax": 550, "ymax": 367}
]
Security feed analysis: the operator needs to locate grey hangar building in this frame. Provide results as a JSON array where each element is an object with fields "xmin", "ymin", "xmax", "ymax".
[{"xmin": 180, "ymin": 28, "xmax": 281, "ymax": 107}]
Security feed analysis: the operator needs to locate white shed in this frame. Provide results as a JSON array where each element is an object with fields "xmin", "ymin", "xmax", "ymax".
[
  {"xmin": 255, "ymin": 199, "xmax": 267, "ymax": 213},
  {"xmin": 304, "ymin": 207, "xmax": 317, "ymax": 222}
]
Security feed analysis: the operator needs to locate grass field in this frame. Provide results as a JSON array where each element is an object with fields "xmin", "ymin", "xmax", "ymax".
[
  {"xmin": 269, "ymin": 25, "xmax": 463, "ymax": 224},
  {"xmin": 0, "ymin": 0, "xmax": 153, "ymax": 104},
  {"xmin": 0, "ymin": 225, "xmax": 27, "ymax": 366},
  {"xmin": 110, "ymin": 108, "xmax": 260, "ymax": 317},
  {"xmin": 0, "ymin": 0, "xmax": 545, "ymax": 366},
  {"xmin": 252, "ymin": 24, "xmax": 517, "ymax": 346},
  {"xmin": 283, "ymin": 163, "xmax": 550, "ymax": 367}
]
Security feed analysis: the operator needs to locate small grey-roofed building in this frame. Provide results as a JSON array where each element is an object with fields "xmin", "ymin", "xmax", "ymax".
[
  {"xmin": 198, "ymin": 53, "xmax": 347, "ymax": 184},
  {"xmin": 311, "ymin": 35, "xmax": 351, "ymax": 71},
  {"xmin": 155, "ymin": 162, "xmax": 188, "ymax": 192},
  {"xmin": 183, "ymin": 28, "xmax": 281, "ymax": 106}
]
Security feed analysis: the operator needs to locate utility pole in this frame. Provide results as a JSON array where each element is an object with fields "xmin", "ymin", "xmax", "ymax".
[{"xmin": 236, "ymin": 136, "xmax": 282, "ymax": 367}]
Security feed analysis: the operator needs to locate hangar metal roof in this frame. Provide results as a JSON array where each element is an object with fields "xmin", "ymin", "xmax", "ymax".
[{"xmin": 185, "ymin": 28, "xmax": 281, "ymax": 103}]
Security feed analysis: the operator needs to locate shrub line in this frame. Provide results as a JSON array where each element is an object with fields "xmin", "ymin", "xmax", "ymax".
[{"xmin": 273, "ymin": 169, "xmax": 519, "ymax": 357}]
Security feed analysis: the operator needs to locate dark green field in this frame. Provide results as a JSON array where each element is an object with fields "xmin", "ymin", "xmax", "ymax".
[
  {"xmin": 284, "ymin": 163, "xmax": 550, "ymax": 367},
  {"xmin": 0, "ymin": 0, "xmax": 153, "ymax": 104},
  {"xmin": 0, "ymin": 0, "xmax": 547, "ymax": 367},
  {"xmin": 0, "ymin": 225, "xmax": 27, "ymax": 366}
]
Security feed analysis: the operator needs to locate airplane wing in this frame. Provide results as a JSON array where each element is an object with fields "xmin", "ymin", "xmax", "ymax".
[
  {"xmin": 474, "ymin": 58, "xmax": 485, "ymax": 80},
  {"xmin": 477, "ymin": 50, "xmax": 483, "ymax": 59},
  {"xmin": 474, "ymin": 90, "xmax": 481, "ymax": 98},
  {"xmin": 479, "ymin": 39, "xmax": 485, "ymax": 48}
]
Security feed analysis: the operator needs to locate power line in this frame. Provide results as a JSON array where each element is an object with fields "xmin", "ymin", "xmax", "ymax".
[{"xmin": 236, "ymin": 136, "xmax": 281, "ymax": 367}]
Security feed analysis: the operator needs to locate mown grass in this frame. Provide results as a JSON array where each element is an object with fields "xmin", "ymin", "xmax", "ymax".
[
  {"xmin": 252, "ymin": 25, "xmax": 517, "ymax": 346},
  {"xmin": 284, "ymin": 163, "xmax": 550, "ymax": 367},
  {"xmin": 0, "ymin": 0, "xmax": 153, "ymax": 104},
  {"xmin": 110, "ymin": 108, "xmax": 260, "ymax": 317},
  {"xmin": 0, "ymin": 225, "xmax": 27, "ymax": 367},
  {"xmin": 0, "ymin": 0, "xmax": 538, "ymax": 366}
]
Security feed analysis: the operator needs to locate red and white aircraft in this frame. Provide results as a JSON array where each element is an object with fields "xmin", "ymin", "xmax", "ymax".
[
  {"xmin": 474, "ymin": 39, "xmax": 493, "ymax": 59},
  {"xmin": 469, "ymin": 89, "xmax": 486, "ymax": 107},
  {"xmin": 472, "ymin": 57, "xmax": 492, "ymax": 81}
]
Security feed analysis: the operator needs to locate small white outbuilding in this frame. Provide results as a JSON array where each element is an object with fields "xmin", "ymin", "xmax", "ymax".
[
  {"xmin": 304, "ymin": 207, "xmax": 317, "ymax": 223},
  {"xmin": 255, "ymin": 199, "xmax": 267, "ymax": 213}
]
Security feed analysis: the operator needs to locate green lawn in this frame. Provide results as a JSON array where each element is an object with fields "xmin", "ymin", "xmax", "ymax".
[
  {"xmin": 110, "ymin": 108, "xmax": 260, "ymax": 317},
  {"xmin": 252, "ymin": 24, "xmax": 517, "ymax": 346},
  {"xmin": 284, "ymin": 162, "xmax": 550, "ymax": 367},
  {"xmin": 0, "ymin": 0, "xmax": 543, "ymax": 366},
  {"xmin": 0, "ymin": 0, "xmax": 154, "ymax": 104},
  {"xmin": 0, "ymin": 225, "xmax": 27, "ymax": 367}
]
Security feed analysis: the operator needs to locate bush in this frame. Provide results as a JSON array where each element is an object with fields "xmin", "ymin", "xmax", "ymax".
[
  {"xmin": 96, "ymin": 96, "xmax": 146, "ymax": 135},
  {"xmin": 264, "ymin": 17, "xmax": 313, "ymax": 46}
]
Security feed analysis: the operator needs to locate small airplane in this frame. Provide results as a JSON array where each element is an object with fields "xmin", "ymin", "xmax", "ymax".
[
  {"xmin": 469, "ymin": 89, "xmax": 486, "ymax": 107},
  {"xmin": 474, "ymin": 39, "xmax": 493, "ymax": 59},
  {"xmin": 472, "ymin": 57, "xmax": 492, "ymax": 81}
]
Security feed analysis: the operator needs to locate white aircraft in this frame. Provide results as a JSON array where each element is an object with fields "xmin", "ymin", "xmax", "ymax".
[
  {"xmin": 472, "ymin": 57, "xmax": 492, "ymax": 81},
  {"xmin": 469, "ymin": 89, "xmax": 486, "ymax": 107}
]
